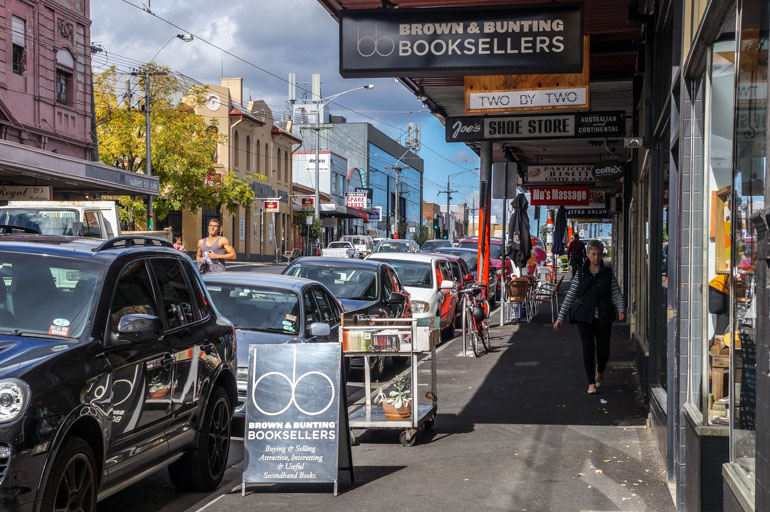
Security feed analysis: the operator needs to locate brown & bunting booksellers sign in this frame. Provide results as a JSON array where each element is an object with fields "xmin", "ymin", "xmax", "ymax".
[{"xmin": 340, "ymin": 5, "xmax": 583, "ymax": 78}]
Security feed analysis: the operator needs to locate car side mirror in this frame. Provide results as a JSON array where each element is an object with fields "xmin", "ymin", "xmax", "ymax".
[
  {"xmin": 117, "ymin": 314, "xmax": 162, "ymax": 344},
  {"xmin": 388, "ymin": 292, "xmax": 406, "ymax": 304},
  {"xmin": 440, "ymin": 280, "xmax": 455, "ymax": 290},
  {"xmin": 309, "ymin": 322, "xmax": 331, "ymax": 337},
  {"xmin": 464, "ymin": 274, "xmax": 474, "ymax": 282}
]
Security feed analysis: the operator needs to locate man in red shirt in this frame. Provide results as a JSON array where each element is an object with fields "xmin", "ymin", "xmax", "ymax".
[{"xmin": 567, "ymin": 234, "xmax": 586, "ymax": 278}]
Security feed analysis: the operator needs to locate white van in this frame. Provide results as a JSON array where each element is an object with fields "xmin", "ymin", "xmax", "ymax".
[
  {"xmin": 0, "ymin": 201, "xmax": 120, "ymax": 239},
  {"xmin": 341, "ymin": 235, "xmax": 374, "ymax": 258}
]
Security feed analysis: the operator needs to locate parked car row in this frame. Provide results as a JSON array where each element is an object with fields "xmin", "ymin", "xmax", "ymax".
[{"xmin": 0, "ymin": 229, "xmax": 502, "ymax": 511}]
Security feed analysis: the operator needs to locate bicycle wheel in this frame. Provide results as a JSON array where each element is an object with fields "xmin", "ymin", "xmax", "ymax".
[
  {"xmin": 480, "ymin": 322, "xmax": 491, "ymax": 352},
  {"xmin": 466, "ymin": 307, "xmax": 481, "ymax": 357}
]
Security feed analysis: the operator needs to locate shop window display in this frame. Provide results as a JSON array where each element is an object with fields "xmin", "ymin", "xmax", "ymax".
[
  {"xmin": 705, "ymin": 37, "xmax": 735, "ymax": 426},
  {"xmin": 729, "ymin": 0, "xmax": 767, "ymax": 488}
]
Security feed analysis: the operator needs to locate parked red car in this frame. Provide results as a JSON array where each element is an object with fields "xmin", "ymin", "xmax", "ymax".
[{"xmin": 456, "ymin": 238, "xmax": 513, "ymax": 299}]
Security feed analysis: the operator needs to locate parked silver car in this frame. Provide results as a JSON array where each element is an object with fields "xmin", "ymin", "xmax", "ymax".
[{"xmin": 202, "ymin": 272, "xmax": 342, "ymax": 416}]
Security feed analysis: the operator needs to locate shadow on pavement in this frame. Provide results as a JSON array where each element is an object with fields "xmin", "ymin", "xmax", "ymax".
[{"xmin": 459, "ymin": 281, "xmax": 647, "ymax": 427}]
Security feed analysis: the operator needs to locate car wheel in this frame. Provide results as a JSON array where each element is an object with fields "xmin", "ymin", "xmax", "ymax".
[
  {"xmin": 169, "ymin": 386, "xmax": 231, "ymax": 492},
  {"xmin": 442, "ymin": 319, "xmax": 455, "ymax": 340},
  {"xmin": 41, "ymin": 436, "xmax": 97, "ymax": 512}
]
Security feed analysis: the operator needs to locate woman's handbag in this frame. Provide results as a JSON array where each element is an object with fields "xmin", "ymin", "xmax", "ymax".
[{"xmin": 568, "ymin": 299, "xmax": 582, "ymax": 324}]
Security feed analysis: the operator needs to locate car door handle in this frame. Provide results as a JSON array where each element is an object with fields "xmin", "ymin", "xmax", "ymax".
[
  {"xmin": 161, "ymin": 356, "xmax": 175, "ymax": 366},
  {"xmin": 200, "ymin": 343, "xmax": 214, "ymax": 353}
]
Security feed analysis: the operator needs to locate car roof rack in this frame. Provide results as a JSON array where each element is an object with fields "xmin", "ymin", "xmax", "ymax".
[
  {"xmin": 0, "ymin": 224, "xmax": 41, "ymax": 234},
  {"xmin": 93, "ymin": 235, "xmax": 174, "ymax": 252}
]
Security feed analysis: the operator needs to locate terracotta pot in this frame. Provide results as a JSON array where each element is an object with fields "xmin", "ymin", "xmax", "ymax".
[
  {"xmin": 149, "ymin": 387, "xmax": 169, "ymax": 399},
  {"xmin": 382, "ymin": 400, "xmax": 411, "ymax": 418}
]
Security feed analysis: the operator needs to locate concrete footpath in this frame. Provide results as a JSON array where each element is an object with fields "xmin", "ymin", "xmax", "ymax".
[{"xmin": 193, "ymin": 302, "xmax": 674, "ymax": 512}]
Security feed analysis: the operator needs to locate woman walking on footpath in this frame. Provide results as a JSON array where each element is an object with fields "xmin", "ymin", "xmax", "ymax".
[{"xmin": 553, "ymin": 240, "xmax": 625, "ymax": 394}]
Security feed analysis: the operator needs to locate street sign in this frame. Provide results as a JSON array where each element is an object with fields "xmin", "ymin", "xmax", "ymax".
[
  {"xmin": 302, "ymin": 197, "xmax": 314, "ymax": 209},
  {"xmin": 492, "ymin": 162, "xmax": 519, "ymax": 199},
  {"xmin": 243, "ymin": 344, "xmax": 349, "ymax": 491},
  {"xmin": 0, "ymin": 185, "xmax": 51, "ymax": 201},
  {"xmin": 340, "ymin": 5, "xmax": 584, "ymax": 78},
  {"xmin": 445, "ymin": 111, "xmax": 625, "ymax": 143},
  {"xmin": 526, "ymin": 164, "xmax": 595, "ymax": 184},
  {"xmin": 206, "ymin": 173, "xmax": 221, "ymax": 188},
  {"xmin": 530, "ymin": 185, "xmax": 590, "ymax": 206},
  {"xmin": 306, "ymin": 216, "xmax": 313, "ymax": 225},
  {"xmin": 346, "ymin": 193, "xmax": 367, "ymax": 209},
  {"xmin": 368, "ymin": 206, "xmax": 382, "ymax": 222},
  {"xmin": 592, "ymin": 162, "xmax": 626, "ymax": 182},
  {"xmin": 354, "ymin": 187, "xmax": 373, "ymax": 203},
  {"xmin": 265, "ymin": 200, "xmax": 280, "ymax": 213}
]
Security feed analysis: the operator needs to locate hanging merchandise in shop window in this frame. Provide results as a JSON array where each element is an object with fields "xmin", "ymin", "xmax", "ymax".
[{"xmin": 340, "ymin": 5, "xmax": 583, "ymax": 78}]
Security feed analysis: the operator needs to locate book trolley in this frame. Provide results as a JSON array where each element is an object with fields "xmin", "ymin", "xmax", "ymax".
[{"xmin": 341, "ymin": 315, "xmax": 438, "ymax": 446}]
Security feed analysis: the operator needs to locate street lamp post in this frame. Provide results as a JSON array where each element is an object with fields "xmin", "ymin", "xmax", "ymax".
[
  {"xmin": 311, "ymin": 84, "xmax": 373, "ymax": 245},
  {"xmin": 141, "ymin": 33, "xmax": 193, "ymax": 229}
]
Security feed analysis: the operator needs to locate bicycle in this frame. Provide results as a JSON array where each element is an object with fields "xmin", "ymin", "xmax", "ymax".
[{"xmin": 460, "ymin": 286, "xmax": 490, "ymax": 356}]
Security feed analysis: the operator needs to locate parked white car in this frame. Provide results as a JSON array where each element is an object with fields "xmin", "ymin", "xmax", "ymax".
[
  {"xmin": 0, "ymin": 200, "xmax": 120, "ymax": 239},
  {"xmin": 367, "ymin": 252, "xmax": 459, "ymax": 338},
  {"xmin": 341, "ymin": 235, "xmax": 374, "ymax": 257},
  {"xmin": 321, "ymin": 241, "xmax": 359, "ymax": 258}
]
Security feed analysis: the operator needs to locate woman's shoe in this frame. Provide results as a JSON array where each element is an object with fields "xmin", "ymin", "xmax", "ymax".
[
  {"xmin": 587, "ymin": 385, "xmax": 598, "ymax": 394},
  {"xmin": 595, "ymin": 371, "xmax": 603, "ymax": 388}
]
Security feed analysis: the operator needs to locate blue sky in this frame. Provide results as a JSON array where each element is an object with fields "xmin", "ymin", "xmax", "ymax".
[{"xmin": 90, "ymin": 0, "xmax": 482, "ymax": 205}]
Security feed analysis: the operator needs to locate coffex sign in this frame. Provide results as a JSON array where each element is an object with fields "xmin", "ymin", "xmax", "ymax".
[
  {"xmin": 340, "ymin": 5, "xmax": 583, "ymax": 78},
  {"xmin": 445, "ymin": 111, "xmax": 625, "ymax": 142}
]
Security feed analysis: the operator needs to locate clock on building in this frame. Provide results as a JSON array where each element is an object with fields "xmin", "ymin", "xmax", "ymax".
[{"xmin": 207, "ymin": 94, "xmax": 221, "ymax": 111}]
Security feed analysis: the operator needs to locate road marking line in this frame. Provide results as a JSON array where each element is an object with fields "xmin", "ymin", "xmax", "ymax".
[{"xmin": 195, "ymin": 494, "xmax": 226, "ymax": 512}]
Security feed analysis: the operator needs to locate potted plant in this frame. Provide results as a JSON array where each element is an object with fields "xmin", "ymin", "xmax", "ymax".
[
  {"xmin": 375, "ymin": 375, "xmax": 412, "ymax": 418},
  {"xmin": 148, "ymin": 375, "xmax": 169, "ymax": 399}
]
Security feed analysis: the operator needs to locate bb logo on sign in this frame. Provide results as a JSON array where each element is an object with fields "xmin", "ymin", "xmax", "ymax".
[
  {"xmin": 357, "ymin": 26, "xmax": 395, "ymax": 57},
  {"xmin": 251, "ymin": 347, "xmax": 335, "ymax": 416}
]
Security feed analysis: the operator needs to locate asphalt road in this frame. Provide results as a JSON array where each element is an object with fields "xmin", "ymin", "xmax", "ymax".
[{"xmin": 99, "ymin": 258, "xmax": 468, "ymax": 511}]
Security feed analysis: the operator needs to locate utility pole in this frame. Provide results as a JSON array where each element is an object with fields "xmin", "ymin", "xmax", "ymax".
[
  {"xmin": 437, "ymin": 177, "xmax": 458, "ymax": 239},
  {"xmin": 385, "ymin": 163, "xmax": 407, "ymax": 237},
  {"xmin": 469, "ymin": 196, "xmax": 478, "ymax": 237},
  {"xmin": 131, "ymin": 69, "xmax": 167, "ymax": 230}
]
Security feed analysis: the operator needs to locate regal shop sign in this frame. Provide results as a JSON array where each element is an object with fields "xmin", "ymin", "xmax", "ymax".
[
  {"xmin": 339, "ymin": 5, "xmax": 583, "ymax": 78},
  {"xmin": 445, "ymin": 111, "xmax": 625, "ymax": 143}
]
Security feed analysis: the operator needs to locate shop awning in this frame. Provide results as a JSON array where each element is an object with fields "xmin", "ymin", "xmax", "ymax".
[
  {"xmin": 0, "ymin": 140, "xmax": 159, "ymax": 196},
  {"xmin": 320, "ymin": 203, "xmax": 368, "ymax": 220}
]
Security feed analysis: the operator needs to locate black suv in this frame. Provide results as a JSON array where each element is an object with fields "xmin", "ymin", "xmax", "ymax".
[{"xmin": 0, "ymin": 235, "xmax": 237, "ymax": 512}]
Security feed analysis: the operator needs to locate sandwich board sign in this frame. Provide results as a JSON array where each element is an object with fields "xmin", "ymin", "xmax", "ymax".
[{"xmin": 242, "ymin": 344, "xmax": 352, "ymax": 495}]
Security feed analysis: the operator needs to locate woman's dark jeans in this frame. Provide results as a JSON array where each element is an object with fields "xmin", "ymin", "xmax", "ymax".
[{"xmin": 576, "ymin": 319, "xmax": 613, "ymax": 385}]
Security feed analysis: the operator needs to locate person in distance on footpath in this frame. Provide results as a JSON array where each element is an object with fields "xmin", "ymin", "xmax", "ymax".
[
  {"xmin": 196, "ymin": 218, "xmax": 236, "ymax": 274},
  {"xmin": 566, "ymin": 233, "xmax": 586, "ymax": 278},
  {"xmin": 553, "ymin": 240, "xmax": 625, "ymax": 394}
]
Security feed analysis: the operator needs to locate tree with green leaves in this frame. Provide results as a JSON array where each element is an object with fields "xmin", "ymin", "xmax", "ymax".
[
  {"xmin": 94, "ymin": 64, "xmax": 255, "ymax": 226},
  {"xmin": 413, "ymin": 223, "xmax": 429, "ymax": 246}
]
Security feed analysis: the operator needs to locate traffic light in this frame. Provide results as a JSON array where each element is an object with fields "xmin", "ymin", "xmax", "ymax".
[
  {"xmin": 443, "ymin": 233, "xmax": 448, "ymax": 239},
  {"xmin": 433, "ymin": 215, "xmax": 440, "ymax": 238}
]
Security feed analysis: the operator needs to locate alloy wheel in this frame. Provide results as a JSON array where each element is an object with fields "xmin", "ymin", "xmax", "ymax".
[
  {"xmin": 52, "ymin": 453, "xmax": 95, "ymax": 512},
  {"xmin": 207, "ymin": 397, "xmax": 231, "ymax": 478}
]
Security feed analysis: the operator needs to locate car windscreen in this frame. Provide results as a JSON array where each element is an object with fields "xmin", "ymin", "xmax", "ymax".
[
  {"xmin": 439, "ymin": 250, "xmax": 477, "ymax": 271},
  {"xmin": 423, "ymin": 240, "xmax": 450, "ymax": 250},
  {"xmin": 384, "ymin": 261, "xmax": 433, "ymax": 288},
  {"xmin": 205, "ymin": 284, "xmax": 300, "ymax": 335},
  {"xmin": 328, "ymin": 242, "xmax": 350, "ymax": 249},
  {"xmin": 375, "ymin": 242, "xmax": 409, "ymax": 253},
  {"xmin": 0, "ymin": 208, "xmax": 79, "ymax": 235},
  {"xmin": 284, "ymin": 265, "xmax": 378, "ymax": 301},
  {"xmin": 0, "ymin": 252, "xmax": 103, "ymax": 339},
  {"xmin": 457, "ymin": 241, "xmax": 502, "ymax": 259}
]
